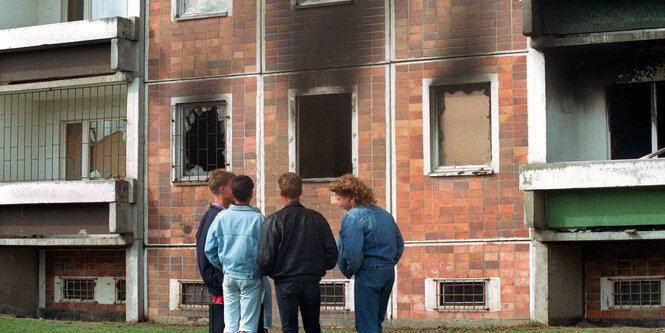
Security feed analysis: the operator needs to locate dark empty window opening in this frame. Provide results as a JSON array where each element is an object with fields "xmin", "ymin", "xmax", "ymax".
[
  {"xmin": 437, "ymin": 280, "xmax": 486, "ymax": 310},
  {"xmin": 116, "ymin": 279, "xmax": 126, "ymax": 303},
  {"xmin": 297, "ymin": 93, "xmax": 352, "ymax": 179},
  {"xmin": 614, "ymin": 280, "xmax": 661, "ymax": 307},
  {"xmin": 180, "ymin": 104, "xmax": 227, "ymax": 179},
  {"xmin": 608, "ymin": 81, "xmax": 665, "ymax": 159},
  {"xmin": 320, "ymin": 281, "xmax": 346, "ymax": 309},
  {"xmin": 63, "ymin": 278, "xmax": 96, "ymax": 302},
  {"xmin": 181, "ymin": 281, "xmax": 213, "ymax": 307}
]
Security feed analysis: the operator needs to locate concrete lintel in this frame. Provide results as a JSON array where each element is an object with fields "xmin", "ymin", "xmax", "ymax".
[
  {"xmin": 0, "ymin": 234, "xmax": 133, "ymax": 247},
  {"xmin": 0, "ymin": 17, "xmax": 138, "ymax": 52},
  {"xmin": 520, "ymin": 159, "xmax": 665, "ymax": 190},
  {"xmin": 0, "ymin": 72, "xmax": 133, "ymax": 94},
  {"xmin": 531, "ymin": 28, "xmax": 665, "ymax": 49},
  {"xmin": 0, "ymin": 179, "xmax": 135, "ymax": 205},
  {"xmin": 533, "ymin": 230, "xmax": 665, "ymax": 242}
]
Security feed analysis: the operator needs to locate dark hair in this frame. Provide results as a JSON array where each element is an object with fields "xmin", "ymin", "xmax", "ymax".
[
  {"xmin": 278, "ymin": 172, "xmax": 302, "ymax": 199},
  {"xmin": 208, "ymin": 169, "xmax": 235, "ymax": 195},
  {"xmin": 231, "ymin": 175, "xmax": 254, "ymax": 202}
]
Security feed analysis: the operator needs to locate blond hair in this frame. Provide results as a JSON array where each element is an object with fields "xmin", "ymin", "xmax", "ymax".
[
  {"xmin": 328, "ymin": 174, "xmax": 376, "ymax": 207},
  {"xmin": 208, "ymin": 169, "xmax": 235, "ymax": 195},
  {"xmin": 278, "ymin": 172, "xmax": 302, "ymax": 199}
]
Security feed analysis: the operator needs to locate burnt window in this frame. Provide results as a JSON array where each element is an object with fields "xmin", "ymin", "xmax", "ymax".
[
  {"xmin": 429, "ymin": 82, "xmax": 492, "ymax": 175},
  {"xmin": 614, "ymin": 280, "xmax": 661, "ymax": 307},
  {"xmin": 62, "ymin": 278, "xmax": 96, "ymax": 302},
  {"xmin": 181, "ymin": 281, "xmax": 213, "ymax": 308},
  {"xmin": 436, "ymin": 280, "xmax": 487, "ymax": 310},
  {"xmin": 296, "ymin": 93, "xmax": 352, "ymax": 179},
  {"xmin": 173, "ymin": 101, "xmax": 229, "ymax": 183},
  {"xmin": 608, "ymin": 81, "xmax": 665, "ymax": 159}
]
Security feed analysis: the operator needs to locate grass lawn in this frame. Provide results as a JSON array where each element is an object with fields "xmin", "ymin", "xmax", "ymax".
[{"xmin": 1, "ymin": 315, "xmax": 664, "ymax": 333}]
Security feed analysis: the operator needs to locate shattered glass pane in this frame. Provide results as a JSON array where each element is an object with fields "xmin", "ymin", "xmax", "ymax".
[
  {"xmin": 182, "ymin": 104, "xmax": 226, "ymax": 177},
  {"xmin": 89, "ymin": 119, "xmax": 126, "ymax": 179}
]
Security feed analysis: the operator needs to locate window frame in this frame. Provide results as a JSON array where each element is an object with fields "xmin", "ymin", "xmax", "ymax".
[
  {"xmin": 601, "ymin": 276, "xmax": 665, "ymax": 310},
  {"xmin": 425, "ymin": 278, "xmax": 500, "ymax": 312},
  {"xmin": 292, "ymin": 0, "xmax": 353, "ymax": 9},
  {"xmin": 172, "ymin": 0, "xmax": 230, "ymax": 21},
  {"xmin": 170, "ymin": 94, "xmax": 232, "ymax": 185},
  {"xmin": 319, "ymin": 279, "xmax": 354, "ymax": 311},
  {"xmin": 287, "ymin": 86, "xmax": 358, "ymax": 182},
  {"xmin": 54, "ymin": 276, "xmax": 125, "ymax": 304},
  {"xmin": 170, "ymin": 279, "xmax": 213, "ymax": 310},
  {"xmin": 422, "ymin": 74, "xmax": 499, "ymax": 177}
]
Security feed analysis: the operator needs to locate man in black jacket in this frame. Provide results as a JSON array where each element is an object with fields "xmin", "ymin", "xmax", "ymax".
[
  {"xmin": 196, "ymin": 169, "xmax": 235, "ymax": 332},
  {"xmin": 258, "ymin": 172, "xmax": 338, "ymax": 333}
]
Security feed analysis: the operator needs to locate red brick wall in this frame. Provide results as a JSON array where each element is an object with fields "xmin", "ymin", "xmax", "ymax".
[
  {"xmin": 45, "ymin": 249, "xmax": 125, "ymax": 312},
  {"xmin": 148, "ymin": 0, "xmax": 258, "ymax": 80},
  {"xmin": 586, "ymin": 243, "xmax": 665, "ymax": 320}
]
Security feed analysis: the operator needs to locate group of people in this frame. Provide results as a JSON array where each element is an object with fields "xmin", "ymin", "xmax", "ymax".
[{"xmin": 195, "ymin": 170, "xmax": 404, "ymax": 333}]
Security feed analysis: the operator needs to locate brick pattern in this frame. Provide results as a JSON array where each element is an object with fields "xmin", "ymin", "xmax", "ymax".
[
  {"xmin": 393, "ymin": 55, "xmax": 528, "ymax": 244},
  {"xmin": 45, "ymin": 249, "xmax": 125, "ymax": 312},
  {"xmin": 586, "ymin": 243, "xmax": 665, "ymax": 320},
  {"xmin": 148, "ymin": 0, "xmax": 258, "ymax": 80},
  {"xmin": 147, "ymin": 77, "xmax": 258, "ymax": 246},
  {"xmin": 264, "ymin": 0, "xmax": 386, "ymax": 72},
  {"xmin": 397, "ymin": 243, "xmax": 530, "ymax": 319},
  {"xmin": 394, "ymin": 0, "xmax": 526, "ymax": 59},
  {"xmin": 146, "ymin": 248, "xmax": 204, "ymax": 318}
]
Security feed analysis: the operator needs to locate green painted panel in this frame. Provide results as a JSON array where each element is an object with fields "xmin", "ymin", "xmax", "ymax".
[
  {"xmin": 547, "ymin": 187, "xmax": 665, "ymax": 228},
  {"xmin": 541, "ymin": 0, "xmax": 665, "ymax": 36}
]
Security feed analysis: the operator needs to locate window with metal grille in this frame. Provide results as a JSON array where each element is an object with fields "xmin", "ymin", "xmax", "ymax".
[
  {"xmin": 437, "ymin": 280, "xmax": 486, "ymax": 310},
  {"xmin": 172, "ymin": 99, "xmax": 229, "ymax": 183},
  {"xmin": 115, "ymin": 279, "xmax": 126, "ymax": 303},
  {"xmin": 320, "ymin": 281, "xmax": 346, "ymax": 309},
  {"xmin": 614, "ymin": 280, "xmax": 661, "ymax": 306},
  {"xmin": 62, "ymin": 278, "xmax": 96, "ymax": 301},
  {"xmin": 181, "ymin": 281, "xmax": 213, "ymax": 307}
]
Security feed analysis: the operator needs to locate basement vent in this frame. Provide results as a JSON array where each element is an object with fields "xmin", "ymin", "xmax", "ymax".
[
  {"xmin": 181, "ymin": 281, "xmax": 212, "ymax": 308},
  {"xmin": 62, "ymin": 278, "xmax": 96, "ymax": 302},
  {"xmin": 320, "ymin": 279, "xmax": 354, "ymax": 311}
]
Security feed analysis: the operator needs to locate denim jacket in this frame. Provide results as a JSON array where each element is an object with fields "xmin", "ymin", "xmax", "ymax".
[
  {"xmin": 205, "ymin": 205, "xmax": 264, "ymax": 279},
  {"xmin": 337, "ymin": 205, "xmax": 404, "ymax": 278}
]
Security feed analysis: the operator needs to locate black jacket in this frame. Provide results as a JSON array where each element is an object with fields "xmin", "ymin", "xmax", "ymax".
[
  {"xmin": 258, "ymin": 202, "xmax": 338, "ymax": 281},
  {"xmin": 196, "ymin": 203, "xmax": 224, "ymax": 295}
]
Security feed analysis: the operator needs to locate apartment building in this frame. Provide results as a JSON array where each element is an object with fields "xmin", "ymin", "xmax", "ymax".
[
  {"xmin": 521, "ymin": 0, "xmax": 665, "ymax": 326},
  {"xmin": 0, "ymin": 0, "xmax": 145, "ymax": 322},
  {"xmin": 146, "ymin": 0, "xmax": 528, "ymax": 326}
]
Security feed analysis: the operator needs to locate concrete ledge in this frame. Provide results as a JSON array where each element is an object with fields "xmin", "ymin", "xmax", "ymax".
[
  {"xmin": 520, "ymin": 159, "xmax": 665, "ymax": 190},
  {"xmin": 531, "ymin": 28, "xmax": 665, "ymax": 49},
  {"xmin": 0, "ymin": 179, "xmax": 134, "ymax": 205},
  {"xmin": 533, "ymin": 230, "xmax": 665, "ymax": 242},
  {"xmin": 0, "ymin": 17, "xmax": 138, "ymax": 52},
  {"xmin": 0, "ymin": 234, "xmax": 133, "ymax": 247}
]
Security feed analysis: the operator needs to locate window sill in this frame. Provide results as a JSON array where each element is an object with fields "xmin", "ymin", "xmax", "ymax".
[
  {"xmin": 174, "ymin": 11, "xmax": 228, "ymax": 21},
  {"xmin": 428, "ymin": 167, "xmax": 494, "ymax": 177},
  {"xmin": 294, "ymin": 0, "xmax": 352, "ymax": 9}
]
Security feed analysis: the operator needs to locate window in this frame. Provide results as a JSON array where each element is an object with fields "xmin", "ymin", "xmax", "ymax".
[
  {"xmin": 1, "ymin": 0, "xmax": 127, "ymax": 30},
  {"xmin": 607, "ymin": 81, "xmax": 665, "ymax": 160},
  {"xmin": 64, "ymin": 119, "xmax": 127, "ymax": 180},
  {"xmin": 62, "ymin": 278, "xmax": 96, "ymax": 302},
  {"xmin": 293, "ymin": 0, "xmax": 353, "ymax": 9},
  {"xmin": 423, "ymin": 76, "xmax": 499, "ymax": 176},
  {"xmin": 288, "ymin": 87, "xmax": 357, "ymax": 181},
  {"xmin": 171, "ymin": 95, "xmax": 231, "ymax": 184},
  {"xmin": 115, "ymin": 278, "xmax": 126, "ymax": 303},
  {"xmin": 170, "ymin": 279, "xmax": 213, "ymax": 309},
  {"xmin": 601, "ymin": 277, "xmax": 665, "ymax": 310},
  {"xmin": 54, "ymin": 276, "xmax": 125, "ymax": 304},
  {"xmin": 67, "ymin": 0, "xmax": 127, "ymax": 21},
  {"xmin": 173, "ymin": 0, "xmax": 229, "ymax": 20},
  {"xmin": 425, "ymin": 278, "xmax": 500, "ymax": 311},
  {"xmin": 320, "ymin": 279, "xmax": 354, "ymax": 311}
]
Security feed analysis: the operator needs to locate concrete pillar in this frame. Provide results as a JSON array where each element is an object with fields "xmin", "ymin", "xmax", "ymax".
[
  {"xmin": 125, "ymin": 241, "xmax": 144, "ymax": 322},
  {"xmin": 0, "ymin": 248, "xmax": 38, "ymax": 317}
]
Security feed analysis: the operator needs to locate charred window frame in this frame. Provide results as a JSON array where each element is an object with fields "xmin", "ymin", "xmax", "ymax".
[
  {"xmin": 607, "ymin": 81, "xmax": 665, "ymax": 160},
  {"xmin": 288, "ymin": 87, "xmax": 358, "ymax": 182},
  {"xmin": 423, "ymin": 75, "xmax": 499, "ymax": 176},
  {"xmin": 292, "ymin": 0, "xmax": 353, "ymax": 9},
  {"xmin": 172, "ymin": 0, "xmax": 229, "ymax": 21},
  {"xmin": 171, "ymin": 95, "xmax": 231, "ymax": 184}
]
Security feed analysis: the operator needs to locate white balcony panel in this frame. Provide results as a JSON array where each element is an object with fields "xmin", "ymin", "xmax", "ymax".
[{"xmin": 0, "ymin": 179, "xmax": 134, "ymax": 205}]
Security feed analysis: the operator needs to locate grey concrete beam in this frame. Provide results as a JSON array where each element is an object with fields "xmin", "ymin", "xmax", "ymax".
[
  {"xmin": 0, "ymin": 179, "xmax": 135, "ymax": 205},
  {"xmin": 0, "ymin": 234, "xmax": 133, "ymax": 247},
  {"xmin": 0, "ymin": 17, "xmax": 138, "ymax": 52},
  {"xmin": 533, "ymin": 230, "xmax": 665, "ymax": 242},
  {"xmin": 531, "ymin": 28, "xmax": 665, "ymax": 49},
  {"xmin": 520, "ymin": 159, "xmax": 665, "ymax": 190}
]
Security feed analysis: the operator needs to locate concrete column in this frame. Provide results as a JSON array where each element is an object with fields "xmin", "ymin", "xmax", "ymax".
[{"xmin": 125, "ymin": 241, "xmax": 144, "ymax": 322}]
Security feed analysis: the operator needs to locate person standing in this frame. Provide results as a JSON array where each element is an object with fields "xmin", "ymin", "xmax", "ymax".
[
  {"xmin": 206, "ymin": 175, "xmax": 265, "ymax": 333},
  {"xmin": 257, "ymin": 172, "xmax": 338, "ymax": 333},
  {"xmin": 328, "ymin": 174, "xmax": 404, "ymax": 333},
  {"xmin": 196, "ymin": 169, "xmax": 236, "ymax": 332}
]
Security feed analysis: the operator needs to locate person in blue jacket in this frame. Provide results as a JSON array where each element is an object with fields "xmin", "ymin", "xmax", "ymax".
[{"xmin": 328, "ymin": 174, "xmax": 404, "ymax": 333}]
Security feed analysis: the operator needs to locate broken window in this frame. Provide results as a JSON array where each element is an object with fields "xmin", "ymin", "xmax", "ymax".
[
  {"xmin": 173, "ymin": 102, "xmax": 228, "ymax": 183},
  {"xmin": 296, "ymin": 93, "xmax": 352, "ymax": 179},
  {"xmin": 175, "ymin": 0, "xmax": 228, "ymax": 19},
  {"xmin": 607, "ymin": 81, "xmax": 665, "ymax": 159},
  {"xmin": 430, "ymin": 83, "xmax": 492, "ymax": 174},
  {"xmin": 65, "ymin": 119, "xmax": 126, "ymax": 180}
]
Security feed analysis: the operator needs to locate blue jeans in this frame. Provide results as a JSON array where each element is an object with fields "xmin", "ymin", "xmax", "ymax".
[
  {"xmin": 274, "ymin": 280, "xmax": 321, "ymax": 333},
  {"xmin": 223, "ymin": 276, "xmax": 263, "ymax": 333},
  {"xmin": 354, "ymin": 268, "xmax": 394, "ymax": 333}
]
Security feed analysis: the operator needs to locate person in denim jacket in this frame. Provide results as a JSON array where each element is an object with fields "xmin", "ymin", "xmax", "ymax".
[{"xmin": 329, "ymin": 174, "xmax": 404, "ymax": 333}]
